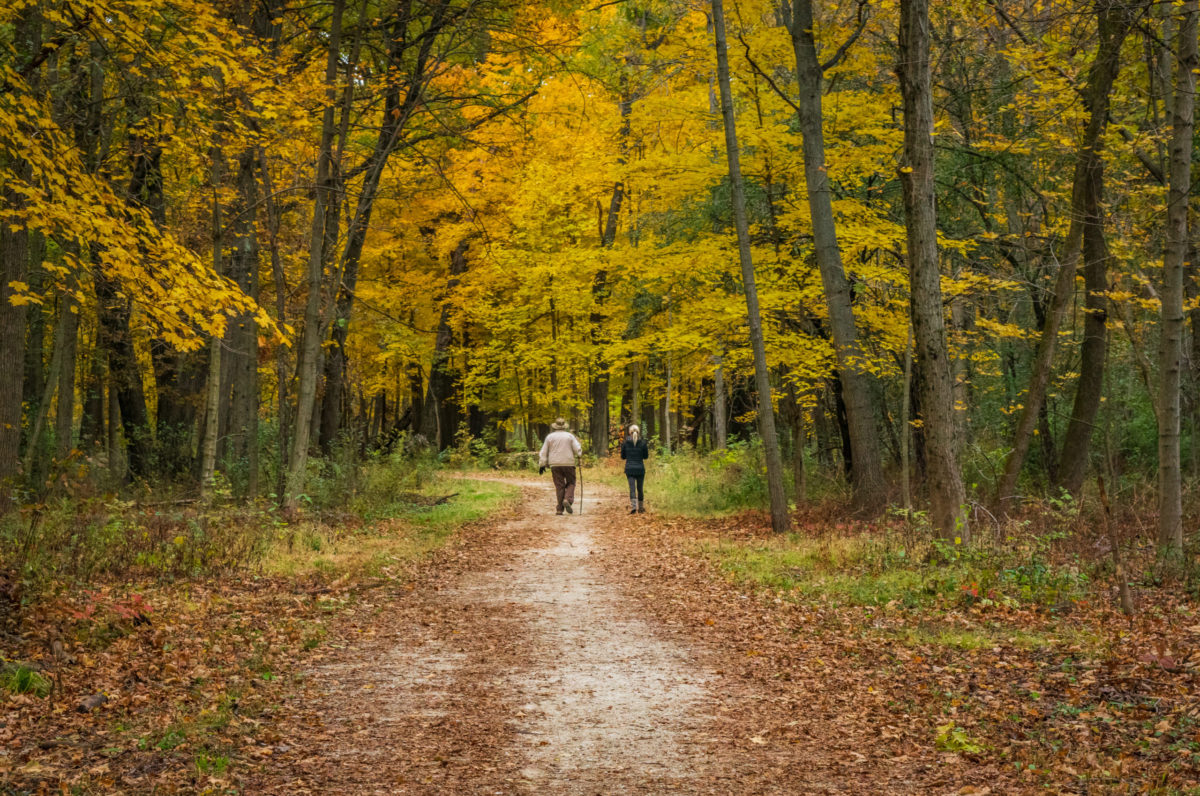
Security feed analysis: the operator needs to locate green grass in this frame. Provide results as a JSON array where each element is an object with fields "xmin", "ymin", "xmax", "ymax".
[
  {"xmin": 0, "ymin": 663, "xmax": 51, "ymax": 697},
  {"xmin": 263, "ymin": 477, "xmax": 517, "ymax": 579},
  {"xmin": 194, "ymin": 752, "xmax": 230, "ymax": 776},
  {"xmin": 884, "ymin": 624, "xmax": 1098, "ymax": 650},
  {"xmin": 605, "ymin": 442, "xmax": 772, "ymax": 516},
  {"xmin": 699, "ymin": 527, "xmax": 1092, "ymax": 613}
]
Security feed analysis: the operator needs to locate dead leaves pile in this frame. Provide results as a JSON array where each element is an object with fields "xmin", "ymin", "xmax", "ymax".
[
  {"xmin": 0, "ymin": 567, "xmax": 414, "ymax": 794},
  {"xmin": 598, "ymin": 512, "xmax": 1200, "ymax": 793}
]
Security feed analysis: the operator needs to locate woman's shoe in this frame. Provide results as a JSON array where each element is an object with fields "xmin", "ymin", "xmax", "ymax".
[{"xmin": 637, "ymin": 500, "xmax": 645, "ymax": 513}]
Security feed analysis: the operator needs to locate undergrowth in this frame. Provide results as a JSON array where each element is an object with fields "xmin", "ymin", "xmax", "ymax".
[
  {"xmin": 0, "ymin": 449, "xmax": 506, "ymax": 601},
  {"xmin": 700, "ymin": 516, "xmax": 1093, "ymax": 614},
  {"xmin": 262, "ymin": 477, "xmax": 517, "ymax": 579},
  {"xmin": 633, "ymin": 449, "xmax": 1198, "ymax": 647}
]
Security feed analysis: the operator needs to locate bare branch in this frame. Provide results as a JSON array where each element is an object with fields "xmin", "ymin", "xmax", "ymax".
[
  {"xmin": 737, "ymin": 33, "xmax": 802, "ymax": 117},
  {"xmin": 820, "ymin": 0, "xmax": 870, "ymax": 72}
]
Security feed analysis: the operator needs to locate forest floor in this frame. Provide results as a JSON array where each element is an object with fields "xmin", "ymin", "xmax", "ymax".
[{"xmin": 5, "ymin": 472, "xmax": 1199, "ymax": 794}]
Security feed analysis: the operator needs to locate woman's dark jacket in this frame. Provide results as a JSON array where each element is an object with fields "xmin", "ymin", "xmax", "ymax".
[{"xmin": 620, "ymin": 438, "xmax": 650, "ymax": 475}]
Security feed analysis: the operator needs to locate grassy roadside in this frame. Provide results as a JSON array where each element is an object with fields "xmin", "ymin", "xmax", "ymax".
[
  {"xmin": 263, "ymin": 477, "xmax": 517, "ymax": 579},
  {"xmin": 0, "ymin": 473, "xmax": 517, "ymax": 795}
]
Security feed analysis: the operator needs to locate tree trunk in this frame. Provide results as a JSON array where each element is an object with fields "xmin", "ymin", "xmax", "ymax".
[
  {"xmin": 421, "ymin": 240, "xmax": 469, "ymax": 448},
  {"xmin": 1157, "ymin": 0, "xmax": 1197, "ymax": 554},
  {"xmin": 227, "ymin": 148, "xmax": 261, "ymax": 496},
  {"xmin": 107, "ymin": 374, "xmax": 120, "ymax": 475},
  {"xmin": 1056, "ymin": 89, "xmax": 1119, "ymax": 494},
  {"xmin": 22, "ymin": 292, "xmax": 73, "ymax": 480},
  {"xmin": 713, "ymin": 354, "xmax": 727, "ymax": 449},
  {"xmin": 260, "ymin": 150, "xmax": 291, "ymax": 500},
  {"xmin": 285, "ymin": 0, "xmax": 344, "ymax": 513},
  {"xmin": 94, "ymin": 268, "xmax": 150, "ymax": 480},
  {"xmin": 901, "ymin": 325, "xmax": 913, "ymax": 511},
  {"xmin": 200, "ymin": 336, "xmax": 222, "ymax": 501},
  {"xmin": 897, "ymin": 0, "xmax": 969, "ymax": 541},
  {"xmin": 0, "ymin": 179, "xmax": 29, "ymax": 491},
  {"xmin": 787, "ymin": 382, "xmax": 807, "ymax": 503},
  {"xmin": 712, "ymin": 0, "xmax": 791, "ymax": 533},
  {"xmin": 589, "ymin": 88, "xmax": 632, "ymax": 457},
  {"xmin": 785, "ymin": 0, "xmax": 886, "ymax": 513},
  {"xmin": 1188, "ymin": 263, "xmax": 1200, "ymax": 477},
  {"xmin": 995, "ymin": 1, "xmax": 1130, "ymax": 511},
  {"xmin": 80, "ymin": 345, "xmax": 104, "ymax": 451},
  {"xmin": 322, "ymin": 1, "xmax": 449, "ymax": 455},
  {"xmin": 663, "ymin": 359, "xmax": 673, "ymax": 452},
  {"xmin": 23, "ymin": 243, "xmax": 46, "ymax": 436},
  {"xmin": 72, "ymin": 43, "xmax": 105, "ymax": 460},
  {"xmin": 54, "ymin": 290, "xmax": 78, "ymax": 459}
]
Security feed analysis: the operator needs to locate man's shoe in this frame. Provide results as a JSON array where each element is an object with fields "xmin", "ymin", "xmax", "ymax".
[
  {"xmin": 565, "ymin": 503, "xmax": 573, "ymax": 514},
  {"xmin": 556, "ymin": 510, "xmax": 563, "ymax": 515}
]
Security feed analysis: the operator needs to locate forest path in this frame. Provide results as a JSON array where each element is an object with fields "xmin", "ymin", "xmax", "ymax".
[{"xmin": 249, "ymin": 475, "xmax": 971, "ymax": 795}]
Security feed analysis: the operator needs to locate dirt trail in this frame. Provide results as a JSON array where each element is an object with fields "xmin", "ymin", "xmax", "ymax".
[
  {"xmin": 255, "ymin": 477, "xmax": 767, "ymax": 795},
  {"xmin": 451, "ymin": 483, "xmax": 714, "ymax": 792}
]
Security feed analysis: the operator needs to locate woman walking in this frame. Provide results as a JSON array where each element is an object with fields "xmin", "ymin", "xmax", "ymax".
[{"xmin": 620, "ymin": 424, "xmax": 649, "ymax": 514}]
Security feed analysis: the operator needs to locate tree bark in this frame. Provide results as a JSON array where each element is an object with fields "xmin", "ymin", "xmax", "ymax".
[
  {"xmin": 199, "ymin": 336, "xmax": 222, "ymax": 500},
  {"xmin": 712, "ymin": 0, "xmax": 791, "ymax": 533},
  {"xmin": 80, "ymin": 344, "xmax": 104, "ymax": 451},
  {"xmin": 1157, "ymin": 0, "xmax": 1197, "ymax": 554},
  {"xmin": 713, "ymin": 354, "xmax": 727, "ymax": 449},
  {"xmin": 54, "ymin": 291, "xmax": 78, "ymax": 459},
  {"xmin": 320, "ymin": 0, "xmax": 427, "ymax": 453},
  {"xmin": 897, "ymin": 0, "xmax": 969, "ymax": 541},
  {"xmin": 1056, "ymin": 14, "xmax": 1128, "ymax": 495},
  {"xmin": 22, "ymin": 291, "xmax": 73, "ymax": 480},
  {"xmin": 994, "ymin": 0, "xmax": 1131, "ymax": 511},
  {"xmin": 23, "ymin": 244, "xmax": 46, "ymax": 435},
  {"xmin": 94, "ymin": 268, "xmax": 150, "ymax": 480},
  {"xmin": 420, "ymin": 239, "xmax": 469, "ymax": 448},
  {"xmin": 589, "ymin": 88, "xmax": 632, "ymax": 458},
  {"xmin": 0, "ymin": 178, "xmax": 29, "ymax": 491},
  {"xmin": 226, "ymin": 147, "xmax": 261, "ymax": 496},
  {"xmin": 784, "ymin": 0, "xmax": 886, "ymax": 513},
  {"xmin": 901, "ymin": 325, "xmax": 913, "ymax": 511},
  {"xmin": 285, "ymin": 0, "xmax": 344, "ymax": 512},
  {"xmin": 0, "ymin": 3, "xmax": 39, "ymax": 494},
  {"xmin": 660, "ymin": 354, "xmax": 673, "ymax": 452}
]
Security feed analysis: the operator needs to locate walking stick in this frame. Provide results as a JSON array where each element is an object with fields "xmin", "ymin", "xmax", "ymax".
[{"xmin": 577, "ymin": 460, "xmax": 583, "ymax": 515}]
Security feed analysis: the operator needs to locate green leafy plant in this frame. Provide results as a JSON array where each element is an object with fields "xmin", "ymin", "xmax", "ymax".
[
  {"xmin": 935, "ymin": 722, "xmax": 985, "ymax": 754},
  {"xmin": 1, "ymin": 663, "xmax": 51, "ymax": 697}
]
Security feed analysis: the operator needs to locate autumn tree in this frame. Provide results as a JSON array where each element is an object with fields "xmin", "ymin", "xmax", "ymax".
[
  {"xmin": 779, "ymin": 0, "xmax": 887, "ymax": 513},
  {"xmin": 712, "ymin": 0, "xmax": 791, "ymax": 533},
  {"xmin": 897, "ymin": 0, "xmax": 968, "ymax": 541},
  {"xmin": 1157, "ymin": 0, "xmax": 1197, "ymax": 555},
  {"xmin": 994, "ymin": 0, "xmax": 1135, "ymax": 509}
]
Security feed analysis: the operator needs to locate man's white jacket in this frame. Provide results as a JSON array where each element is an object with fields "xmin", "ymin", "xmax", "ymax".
[{"xmin": 539, "ymin": 430, "xmax": 582, "ymax": 468}]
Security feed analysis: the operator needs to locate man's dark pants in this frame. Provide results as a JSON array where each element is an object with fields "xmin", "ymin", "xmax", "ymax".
[{"xmin": 551, "ymin": 466, "xmax": 576, "ymax": 512}]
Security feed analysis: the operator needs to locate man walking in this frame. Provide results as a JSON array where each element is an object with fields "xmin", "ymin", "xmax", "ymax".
[{"xmin": 538, "ymin": 418, "xmax": 583, "ymax": 515}]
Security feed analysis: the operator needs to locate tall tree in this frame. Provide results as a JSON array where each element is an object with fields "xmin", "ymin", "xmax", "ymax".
[
  {"xmin": 285, "ymin": 0, "xmax": 345, "ymax": 513},
  {"xmin": 711, "ymin": 0, "xmax": 790, "ymax": 533},
  {"xmin": 780, "ymin": 0, "xmax": 886, "ymax": 513},
  {"xmin": 0, "ymin": 5, "xmax": 40, "ymax": 494},
  {"xmin": 1055, "ymin": 2, "xmax": 1141, "ymax": 496},
  {"xmin": 994, "ymin": 0, "xmax": 1131, "ymax": 510},
  {"xmin": 897, "ymin": 0, "xmax": 968, "ymax": 541},
  {"xmin": 1157, "ymin": 0, "xmax": 1197, "ymax": 555}
]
